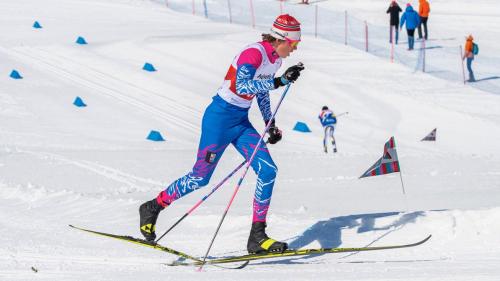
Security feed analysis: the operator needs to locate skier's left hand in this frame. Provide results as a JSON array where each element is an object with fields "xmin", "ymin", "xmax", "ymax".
[
  {"xmin": 273, "ymin": 63, "xmax": 305, "ymax": 89},
  {"xmin": 267, "ymin": 124, "xmax": 283, "ymax": 144},
  {"xmin": 283, "ymin": 63, "xmax": 304, "ymax": 83}
]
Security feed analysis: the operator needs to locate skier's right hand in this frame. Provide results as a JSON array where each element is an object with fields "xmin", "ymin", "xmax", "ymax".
[
  {"xmin": 266, "ymin": 121, "xmax": 283, "ymax": 144},
  {"xmin": 268, "ymin": 126, "xmax": 282, "ymax": 144},
  {"xmin": 274, "ymin": 63, "xmax": 305, "ymax": 89}
]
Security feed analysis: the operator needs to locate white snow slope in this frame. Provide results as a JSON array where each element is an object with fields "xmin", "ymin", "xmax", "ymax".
[{"xmin": 1, "ymin": 0, "xmax": 500, "ymax": 280}]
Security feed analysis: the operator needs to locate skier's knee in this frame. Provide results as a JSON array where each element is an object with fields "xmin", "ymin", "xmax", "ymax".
[
  {"xmin": 259, "ymin": 165, "xmax": 278, "ymax": 182},
  {"xmin": 185, "ymin": 173, "xmax": 212, "ymax": 190},
  {"xmin": 196, "ymin": 176, "xmax": 211, "ymax": 187}
]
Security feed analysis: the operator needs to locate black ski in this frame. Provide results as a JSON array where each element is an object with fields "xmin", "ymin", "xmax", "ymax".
[{"xmin": 169, "ymin": 234, "xmax": 432, "ymax": 266}]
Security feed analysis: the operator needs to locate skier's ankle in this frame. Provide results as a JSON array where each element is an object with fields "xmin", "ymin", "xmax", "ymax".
[{"xmin": 156, "ymin": 191, "xmax": 172, "ymax": 208}]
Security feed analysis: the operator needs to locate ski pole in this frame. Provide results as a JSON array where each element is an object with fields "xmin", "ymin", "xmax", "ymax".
[
  {"xmin": 155, "ymin": 160, "xmax": 246, "ymax": 243},
  {"xmin": 198, "ymin": 78, "xmax": 296, "ymax": 271},
  {"xmin": 337, "ymin": 111, "xmax": 349, "ymax": 117}
]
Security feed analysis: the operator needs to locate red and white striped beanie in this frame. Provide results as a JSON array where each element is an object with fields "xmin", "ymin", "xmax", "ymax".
[{"xmin": 270, "ymin": 14, "xmax": 301, "ymax": 41}]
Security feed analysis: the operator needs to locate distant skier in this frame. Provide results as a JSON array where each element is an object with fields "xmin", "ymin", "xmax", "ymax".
[
  {"xmin": 462, "ymin": 34, "xmax": 476, "ymax": 82},
  {"xmin": 400, "ymin": 3, "xmax": 421, "ymax": 50},
  {"xmin": 386, "ymin": 0, "xmax": 402, "ymax": 44},
  {"xmin": 417, "ymin": 0, "xmax": 430, "ymax": 40},
  {"xmin": 139, "ymin": 14, "xmax": 304, "ymax": 254},
  {"xmin": 318, "ymin": 106, "xmax": 338, "ymax": 153},
  {"xmin": 301, "ymin": 0, "xmax": 309, "ymax": 4}
]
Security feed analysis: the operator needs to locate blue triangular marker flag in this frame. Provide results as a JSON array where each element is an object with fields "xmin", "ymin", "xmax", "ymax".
[
  {"xmin": 10, "ymin": 70, "xmax": 23, "ymax": 79},
  {"xmin": 143, "ymin": 62, "xmax": 156, "ymax": 72},
  {"xmin": 33, "ymin": 21, "xmax": 42, "ymax": 29},
  {"xmin": 293, "ymin": 121, "xmax": 311, "ymax": 133},
  {"xmin": 76, "ymin": 36, "xmax": 87, "ymax": 44},
  {"xmin": 73, "ymin": 96, "xmax": 87, "ymax": 107},
  {"xmin": 147, "ymin": 130, "xmax": 165, "ymax": 141}
]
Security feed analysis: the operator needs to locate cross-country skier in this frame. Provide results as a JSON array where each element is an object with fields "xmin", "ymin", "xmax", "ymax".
[
  {"xmin": 139, "ymin": 14, "xmax": 304, "ymax": 254},
  {"xmin": 318, "ymin": 106, "xmax": 338, "ymax": 153}
]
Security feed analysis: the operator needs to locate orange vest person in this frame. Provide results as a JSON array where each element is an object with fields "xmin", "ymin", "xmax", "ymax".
[
  {"xmin": 463, "ymin": 35, "xmax": 476, "ymax": 82},
  {"xmin": 418, "ymin": 0, "xmax": 430, "ymax": 40}
]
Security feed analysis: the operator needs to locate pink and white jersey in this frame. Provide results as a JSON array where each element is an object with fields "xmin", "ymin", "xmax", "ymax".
[{"xmin": 216, "ymin": 42, "xmax": 282, "ymax": 108}]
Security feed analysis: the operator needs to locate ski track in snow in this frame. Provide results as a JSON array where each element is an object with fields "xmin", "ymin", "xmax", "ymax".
[
  {"xmin": 16, "ymin": 149, "xmax": 164, "ymax": 191},
  {"xmin": 0, "ymin": 45, "xmax": 200, "ymax": 134}
]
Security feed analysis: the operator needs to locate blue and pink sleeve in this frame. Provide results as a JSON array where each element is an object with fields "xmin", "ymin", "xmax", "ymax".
[{"xmin": 236, "ymin": 48, "xmax": 274, "ymax": 122}]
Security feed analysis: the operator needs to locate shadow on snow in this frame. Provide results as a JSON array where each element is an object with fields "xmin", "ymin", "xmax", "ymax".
[{"xmin": 250, "ymin": 211, "xmax": 427, "ymax": 266}]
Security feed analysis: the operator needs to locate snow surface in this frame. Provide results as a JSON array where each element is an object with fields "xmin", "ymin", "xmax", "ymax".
[{"xmin": 1, "ymin": 0, "xmax": 500, "ymax": 280}]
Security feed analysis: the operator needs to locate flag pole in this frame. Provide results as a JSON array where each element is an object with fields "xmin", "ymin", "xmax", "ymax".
[
  {"xmin": 398, "ymin": 170, "xmax": 409, "ymax": 212},
  {"xmin": 395, "ymin": 136, "xmax": 408, "ymax": 212},
  {"xmin": 398, "ymin": 172, "xmax": 406, "ymax": 195},
  {"xmin": 394, "ymin": 136, "xmax": 408, "ymax": 211}
]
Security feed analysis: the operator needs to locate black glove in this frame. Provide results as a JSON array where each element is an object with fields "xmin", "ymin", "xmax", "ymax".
[
  {"xmin": 273, "ymin": 63, "xmax": 305, "ymax": 88},
  {"xmin": 266, "ymin": 120, "xmax": 282, "ymax": 144}
]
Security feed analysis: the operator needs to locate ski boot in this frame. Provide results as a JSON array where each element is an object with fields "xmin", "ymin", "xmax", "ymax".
[
  {"xmin": 139, "ymin": 198, "xmax": 164, "ymax": 241},
  {"xmin": 247, "ymin": 222, "xmax": 288, "ymax": 254}
]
